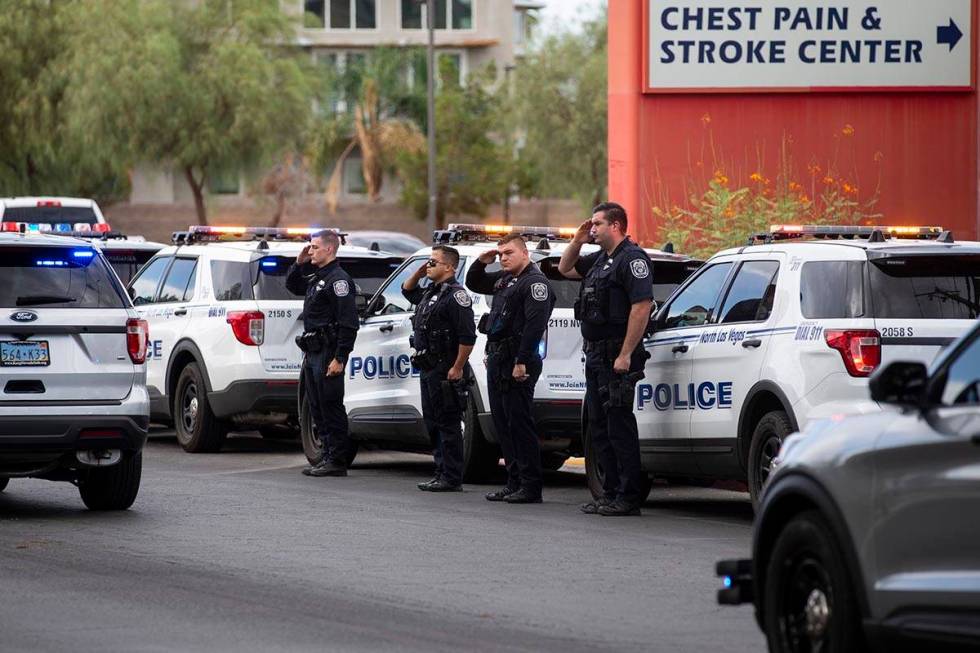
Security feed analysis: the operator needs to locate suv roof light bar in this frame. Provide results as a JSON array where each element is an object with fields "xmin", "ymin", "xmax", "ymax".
[
  {"xmin": 173, "ymin": 225, "xmax": 347, "ymax": 246},
  {"xmin": 433, "ymin": 223, "xmax": 578, "ymax": 244},
  {"xmin": 765, "ymin": 224, "xmax": 944, "ymax": 241}
]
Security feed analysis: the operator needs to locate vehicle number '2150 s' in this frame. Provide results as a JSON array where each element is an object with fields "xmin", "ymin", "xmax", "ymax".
[{"xmin": 268, "ymin": 310, "xmax": 293, "ymax": 319}]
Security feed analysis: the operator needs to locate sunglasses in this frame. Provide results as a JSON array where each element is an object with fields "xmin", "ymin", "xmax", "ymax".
[{"xmin": 426, "ymin": 258, "xmax": 447, "ymax": 268}]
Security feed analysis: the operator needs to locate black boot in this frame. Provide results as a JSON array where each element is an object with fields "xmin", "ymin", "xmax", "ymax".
[
  {"xmin": 485, "ymin": 487, "xmax": 519, "ymax": 502},
  {"xmin": 306, "ymin": 460, "xmax": 348, "ymax": 477},
  {"xmin": 597, "ymin": 499, "xmax": 641, "ymax": 516},
  {"xmin": 417, "ymin": 477, "xmax": 440, "ymax": 490},
  {"xmin": 579, "ymin": 497, "xmax": 613, "ymax": 514},
  {"xmin": 503, "ymin": 488, "xmax": 542, "ymax": 504},
  {"xmin": 426, "ymin": 479, "xmax": 463, "ymax": 492}
]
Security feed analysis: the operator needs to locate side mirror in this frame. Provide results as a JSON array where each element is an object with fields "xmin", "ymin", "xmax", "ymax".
[
  {"xmin": 869, "ymin": 361, "xmax": 929, "ymax": 407},
  {"xmin": 359, "ymin": 294, "xmax": 381, "ymax": 318},
  {"xmin": 354, "ymin": 292, "xmax": 369, "ymax": 314},
  {"xmin": 127, "ymin": 286, "xmax": 136, "ymax": 300}
]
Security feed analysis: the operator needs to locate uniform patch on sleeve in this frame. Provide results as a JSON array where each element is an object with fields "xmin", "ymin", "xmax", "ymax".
[
  {"xmin": 630, "ymin": 259, "xmax": 650, "ymax": 279},
  {"xmin": 454, "ymin": 289, "xmax": 472, "ymax": 307},
  {"xmin": 333, "ymin": 280, "xmax": 350, "ymax": 297},
  {"xmin": 531, "ymin": 282, "xmax": 548, "ymax": 301}
]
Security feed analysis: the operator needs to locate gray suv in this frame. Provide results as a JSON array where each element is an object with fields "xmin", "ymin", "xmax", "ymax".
[
  {"xmin": 0, "ymin": 230, "xmax": 150, "ymax": 510},
  {"xmin": 718, "ymin": 321, "xmax": 980, "ymax": 652}
]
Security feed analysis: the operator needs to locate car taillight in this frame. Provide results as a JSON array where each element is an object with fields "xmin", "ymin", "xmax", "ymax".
[
  {"xmin": 824, "ymin": 329, "xmax": 880, "ymax": 377},
  {"xmin": 126, "ymin": 318, "xmax": 149, "ymax": 364},
  {"xmin": 226, "ymin": 311, "xmax": 265, "ymax": 346}
]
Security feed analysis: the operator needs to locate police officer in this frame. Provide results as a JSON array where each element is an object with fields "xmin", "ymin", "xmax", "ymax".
[
  {"xmin": 558, "ymin": 202, "xmax": 653, "ymax": 516},
  {"xmin": 286, "ymin": 230, "xmax": 359, "ymax": 478},
  {"xmin": 466, "ymin": 233, "xmax": 556, "ymax": 504},
  {"xmin": 402, "ymin": 245, "xmax": 477, "ymax": 492}
]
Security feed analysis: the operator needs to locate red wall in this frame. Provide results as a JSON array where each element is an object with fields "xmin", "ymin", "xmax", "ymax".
[{"xmin": 609, "ymin": 0, "xmax": 980, "ymax": 246}]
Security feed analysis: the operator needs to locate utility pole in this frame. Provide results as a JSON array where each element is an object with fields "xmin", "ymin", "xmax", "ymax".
[{"xmin": 425, "ymin": 0, "xmax": 437, "ymax": 234}]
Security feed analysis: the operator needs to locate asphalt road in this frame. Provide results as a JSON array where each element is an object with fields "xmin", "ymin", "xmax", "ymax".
[{"xmin": 0, "ymin": 430, "xmax": 765, "ymax": 653}]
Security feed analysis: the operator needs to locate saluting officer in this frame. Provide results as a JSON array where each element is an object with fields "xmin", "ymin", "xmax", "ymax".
[
  {"xmin": 466, "ymin": 233, "xmax": 556, "ymax": 504},
  {"xmin": 558, "ymin": 203, "xmax": 653, "ymax": 516},
  {"xmin": 402, "ymin": 245, "xmax": 477, "ymax": 492},
  {"xmin": 286, "ymin": 230, "xmax": 359, "ymax": 478}
]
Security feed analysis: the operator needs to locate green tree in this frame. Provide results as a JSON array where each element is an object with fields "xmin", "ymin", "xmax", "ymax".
[
  {"xmin": 63, "ymin": 0, "xmax": 313, "ymax": 225},
  {"xmin": 0, "ymin": 0, "xmax": 128, "ymax": 202},
  {"xmin": 515, "ymin": 16, "xmax": 607, "ymax": 208},
  {"xmin": 395, "ymin": 61, "xmax": 510, "ymax": 227}
]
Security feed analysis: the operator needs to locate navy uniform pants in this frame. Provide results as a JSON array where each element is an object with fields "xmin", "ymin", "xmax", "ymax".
[
  {"xmin": 584, "ymin": 346, "xmax": 646, "ymax": 504},
  {"xmin": 419, "ymin": 365, "xmax": 466, "ymax": 486},
  {"xmin": 486, "ymin": 353, "xmax": 543, "ymax": 497},
  {"xmin": 303, "ymin": 350, "xmax": 350, "ymax": 466}
]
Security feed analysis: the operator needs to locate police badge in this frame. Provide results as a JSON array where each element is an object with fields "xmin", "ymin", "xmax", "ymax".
[
  {"xmin": 531, "ymin": 282, "xmax": 548, "ymax": 301},
  {"xmin": 454, "ymin": 289, "xmax": 472, "ymax": 307},
  {"xmin": 333, "ymin": 280, "xmax": 350, "ymax": 296},
  {"xmin": 630, "ymin": 259, "xmax": 650, "ymax": 279}
]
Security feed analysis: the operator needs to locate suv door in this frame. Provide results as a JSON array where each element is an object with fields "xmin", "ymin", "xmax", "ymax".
[
  {"xmin": 871, "ymin": 330, "xmax": 980, "ymax": 621},
  {"xmin": 637, "ymin": 261, "xmax": 735, "ymax": 473},
  {"xmin": 128, "ymin": 256, "xmax": 172, "ymax": 397},
  {"xmin": 149, "ymin": 257, "xmax": 198, "ymax": 397},
  {"xmin": 690, "ymin": 258, "xmax": 780, "ymax": 447},
  {"xmin": 345, "ymin": 255, "xmax": 430, "ymax": 445},
  {"xmin": 0, "ymin": 244, "xmax": 135, "ymax": 402}
]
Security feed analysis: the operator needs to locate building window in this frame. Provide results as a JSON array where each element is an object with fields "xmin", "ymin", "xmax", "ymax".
[
  {"xmin": 344, "ymin": 156, "xmax": 367, "ymax": 195},
  {"xmin": 402, "ymin": 0, "xmax": 473, "ymax": 30},
  {"xmin": 406, "ymin": 51, "xmax": 466, "ymax": 89},
  {"xmin": 305, "ymin": 0, "xmax": 375, "ymax": 30},
  {"xmin": 208, "ymin": 168, "xmax": 240, "ymax": 195}
]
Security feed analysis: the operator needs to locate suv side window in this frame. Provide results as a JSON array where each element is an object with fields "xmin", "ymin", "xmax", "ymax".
[
  {"xmin": 800, "ymin": 261, "xmax": 865, "ymax": 319},
  {"xmin": 211, "ymin": 260, "xmax": 254, "ymax": 301},
  {"xmin": 941, "ymin": 336, "xmax": 980, "ymax": 406},
  {"xmin": 663, "ymin": 262, "xmax": 733, "ymax": 329},
  {"xmin": 129, "ymin": 256, "xmax": 171, "ymax": 306},
  {"xmin": 373, "ymin": 256, "xmax": 431, "ymax": 315},
  {"xmin": 718, "ymin": 261, "xmax": 779, "ymax": 324},
  {"xmin": 157, "ymin": 258, "xmax": 198, "ymax": 303}
]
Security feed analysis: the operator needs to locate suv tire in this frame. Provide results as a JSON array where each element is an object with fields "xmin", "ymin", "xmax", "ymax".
[
  {"xmin": 174, "ymin": 362, "xmax": 228, "ymax": 453},
  {"xmin": 763, "ymin": 510, "xmax": 863, "ymax": 653},
  {"xmin": 462, "ymin": 399, "xmax": 499, "ymax": 483},
  {"xmin": 583, "ymin": 415, "xmax": 652, "ymax": 503},
  {"xmin": 78, "ymin": 451, "xmax": 142, "ymax": 511},
  {"xmin": 299, "ymin": 393, "xmax": 358, "ymax": 467},
  {"xmin": 0, "ymin": 478, "xmax": 8, "ymax": 493},
  {"xmin": 748, "ymin": 410, "xmax": 793, "ymax": 507}
]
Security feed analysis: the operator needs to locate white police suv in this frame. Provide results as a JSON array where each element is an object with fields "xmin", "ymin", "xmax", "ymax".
[
  {"xmin": 0, "ymin": 226, "xmax": 149, "ymax": 510},
  {"xmin": 324, "ymin": 224, "xmax": 701, "ymax": 481},
  {"xmin": 604, "ymin": 224, "xmax": 980, "ymax": 506},
  {"xmin": 126, "ymin": 226, "xmax": 402, "ymax": 453},
  {"xmin": 0, "ymin": 209, "xmax": 164, "ymax": 287}
]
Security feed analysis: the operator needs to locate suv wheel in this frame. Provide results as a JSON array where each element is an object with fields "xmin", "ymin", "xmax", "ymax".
[
  {"xmin": 174, "ymin": 362, "xmax": 228, "ymax": 453},
  {"xmin": 0, "ymin": 478, "xmax": 8, "ymax": 493},
  {"xmin": 462, "ymin": 399, "xmax": 499, "ymax": 483},
  {"xmin": 299, "ymin": 393, "xmax": 358, "ymax": 467},
  {"xmin": 78, "ymin": 451, "xmax": 142, "ymax": 511},
  {"xmin": 583, "ymin": 416, "xmax": 652, "ymax": 503},
  {"xmin": 748, "ymin": 410, "xmax": 793, "ymax": 507},
  {"xmin": 763, "ymin": 510, "xmax": 863, "ymax": 653}
]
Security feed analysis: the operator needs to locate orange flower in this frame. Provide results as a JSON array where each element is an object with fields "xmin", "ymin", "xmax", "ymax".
[
  {"xmin": 822, "ymin": 176, "xmax": 835, "ymax": 186},
  {"xmin": 808, "ymin": 163, "xmax": 822, "ymax": 176},
  {"xmin": 723, "ymin": 208, "xmax": 735, "ymax": 218},
  {"xmin": 750, "ymin": 172, "xmax": 765, "ymax": 183},
  {"xmin": 841, "ymin": 124, "xmax": 855, "ymax": 137},
  {"xmin": 788, "ymin": 181, "xmax": 803, "ymax": 192}
]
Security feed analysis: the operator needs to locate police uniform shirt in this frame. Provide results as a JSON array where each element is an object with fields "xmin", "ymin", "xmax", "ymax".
[
  {"xmin": 402, "ymin": 279, "xmax": 477, "ymax": 354},
  {"xmin": 574, "ymin": 238, "xmax": 654, "ymax": 342},
  {"xmin": 285, "ymin": 260, "xmax": 359, "ymax": 362},
  {"xmin": 466, "ymin": 260, "xmax": 556, "ymax": 364}
]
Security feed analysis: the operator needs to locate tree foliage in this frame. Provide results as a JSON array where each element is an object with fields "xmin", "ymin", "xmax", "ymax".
[
  {"xmin": 515, "ymin": 16, "xmax": 607, "ymax": 208},
  {"xmin": 0, "ymin": 0, "xmax": 128, "ymax": 202},
  {"xmin": 63, "ymin": 0, "xmax": 313, "ymax": 225}
]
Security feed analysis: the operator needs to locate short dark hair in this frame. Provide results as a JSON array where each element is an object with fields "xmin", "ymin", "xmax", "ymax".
[
  {"xmin": 312, "ymin": 230, "xmax": 340, "ymax": 253},
  {"xmin": 431, "ymin": 244, "xmax": 460, "ymax": 268},
  {"xmin": 496, "ymin": 233, "xmax": 528, "ymax": 249},
  {"xmin": 592, "ymin": 202, "xmax": 628, "ymax": 233}
]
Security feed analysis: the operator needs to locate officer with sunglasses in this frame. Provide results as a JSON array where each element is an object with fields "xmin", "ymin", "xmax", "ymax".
[{"xmin": 402, "ymin": 245, "xmax": 476, "ymax": 492}]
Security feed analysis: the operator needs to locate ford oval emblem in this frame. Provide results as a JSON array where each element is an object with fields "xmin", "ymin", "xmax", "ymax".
[{"xmin": 10, "ymin": 311, "xmax": 38, "ymax": 323}]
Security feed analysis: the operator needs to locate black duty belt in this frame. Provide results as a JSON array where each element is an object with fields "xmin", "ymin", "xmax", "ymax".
[
  {"xmin": 485, "ymin": 339, "xmax": 516, "ymax": 355},
  {"xmin": 583, "ymin": 338, "xmax": 624, "ymax": 356}
]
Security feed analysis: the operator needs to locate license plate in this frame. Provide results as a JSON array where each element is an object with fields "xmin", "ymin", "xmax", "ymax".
[{"xmin": 0, "ymin": 340, "xmax": 50, "ymax": 367}]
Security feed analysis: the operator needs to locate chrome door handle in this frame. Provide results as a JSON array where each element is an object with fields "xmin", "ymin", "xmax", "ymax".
[
  {"xmin": 742, "ymin": 339, "xmax": 762, "ymax": 349},
  {"xmin": 379, "ymin": 323, "xmax": 394, "ymax": 333},
  {"xmin": 672, "ymin": 344, "xmax": 689, "ymax": 354},
  {"xmin": 174, "ymin": 308, "xmax": 187, "ymax": 316}
]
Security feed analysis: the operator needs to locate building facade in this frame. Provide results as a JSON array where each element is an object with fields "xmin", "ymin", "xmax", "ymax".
[{"xmin": 129, "ymin": 0, "xmax": 542, "ymax": 207}]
